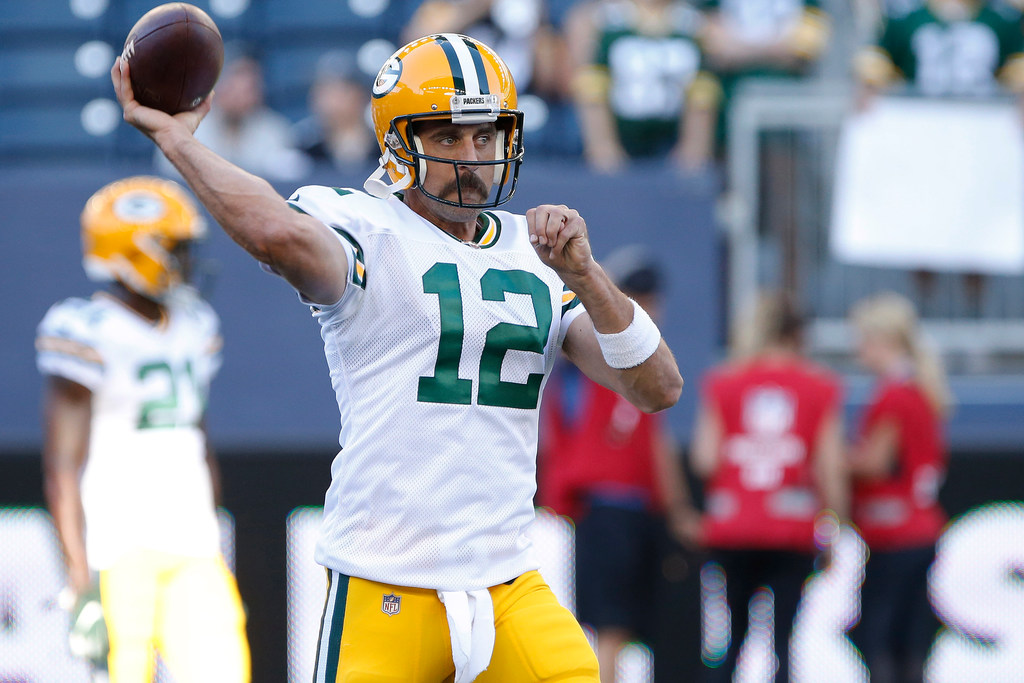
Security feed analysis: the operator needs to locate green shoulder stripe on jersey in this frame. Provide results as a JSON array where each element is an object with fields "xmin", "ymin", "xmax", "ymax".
[
  {"xmin": 331, "ymin": 227, "xmax": 367, "ymax": 289},
  {"xmin": 332, "ymin": 188, "xmax": 355, "ymax": 197},
  {"xmin": 561, "ymin": 286, "xmax": 582, "ymax": 317},
  {"xmin": 287, "ymin": 202, "xmax": 308, "ymax": 215},
  {"xmin": 476, "ymin": 212, "xmax": 502, "ymax": 249}
]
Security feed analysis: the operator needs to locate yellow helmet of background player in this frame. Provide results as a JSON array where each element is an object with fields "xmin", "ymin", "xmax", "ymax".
[
  {"xmin": 365, "ymin": 33, "xmax": 525, "ymax": 207},
  {"xmin": 80, "ymin": 176, "xmax": 206, "ymax": 300}
]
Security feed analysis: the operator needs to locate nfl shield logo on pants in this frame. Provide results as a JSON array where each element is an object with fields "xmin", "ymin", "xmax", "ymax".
[{"xmin": 381, "ymin": 593, "xmax": 401, "ymax": 616}]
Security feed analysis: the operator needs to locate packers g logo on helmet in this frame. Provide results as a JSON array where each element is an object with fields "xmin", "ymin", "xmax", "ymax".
[
  {"xmin": 364, "ymin": 34, "xmax": 525, "ymax": 208},
  {"xmin": 81, "ymin": 176, "xmax": 206, "ymax": 300}
]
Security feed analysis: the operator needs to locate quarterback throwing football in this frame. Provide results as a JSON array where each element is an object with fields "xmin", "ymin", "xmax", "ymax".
[{"xmin": 113, "ymin": 34, "xmax": 682, "ymax": 683}]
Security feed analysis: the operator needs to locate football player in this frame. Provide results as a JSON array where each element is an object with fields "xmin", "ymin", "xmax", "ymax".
[
  {"xmin": 112, "ymin": 34, "xmax": 683, "ymax": 683},
  {"xmin": 36, "ymin": 177, "xmax": 250, "ymax": 682}
]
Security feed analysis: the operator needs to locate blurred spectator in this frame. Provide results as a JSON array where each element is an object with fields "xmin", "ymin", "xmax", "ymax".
[
  {"xmin": 401, "ymin": 0, "xmax": 567, "ymax": 100},
  {"xmin": 292, "ymin": 50, "xmax": 377, "ymax": 169},
  {"xmin": 690, "ymin": 291, "xmax": 847, "ymax": 683},
  {"xmin": 157, "ymin": 44, "xmax": 310, "ymax": 181},
  {"xmin": 852, "ymin": 0, "xmax": 923, "ymax": 42},
  {"xmin": 695, "ymin": 0, "xmax": 830, "ymax": 296},
  {"xmin": 855, "ymin": 0, "xmax": 1024, "ymax": 99},
  {"xmin": 847, "ymin": 292, "xmax": 951, "ymax": 683},
  {"xmin": 698, "ymin": 0, "xmax": 830, "ymax": 87},
  {"xmin": 570, "ymin": 0, "xmax": 722, "ymax": 173},
  {"xmin": 538, "ymin": 245, "xmax": 700, "ymax": 683},
  {"xmin": 854, "ymin": 0, "xmax": 1024, "ymax": 315}
]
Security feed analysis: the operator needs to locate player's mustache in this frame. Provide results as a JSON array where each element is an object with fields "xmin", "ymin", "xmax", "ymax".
[{"xmin": 441, "ymin": 172, "xmax": 489, "ymax": 198}]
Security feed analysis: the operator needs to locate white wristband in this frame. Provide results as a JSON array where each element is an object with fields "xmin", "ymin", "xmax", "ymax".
[{"xmin": 594, "ymin": 299, "xmax": 662, "ymax": 369}]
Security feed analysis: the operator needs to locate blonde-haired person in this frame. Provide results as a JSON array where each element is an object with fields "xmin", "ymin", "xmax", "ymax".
[
  {"xmin": 691, "ymin": 291, "xmax": 847, "ymax": 683},
  {"xmin": 847, "ymin": 292, "xmax": 950, "ymax": 683}
]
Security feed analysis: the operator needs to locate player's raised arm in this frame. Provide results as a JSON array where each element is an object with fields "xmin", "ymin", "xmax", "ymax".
[
  {"xmin": 528, "ymin": 204, "xmax": 683, "ymax": 412},
  {"xmin": 111, "ymin": 58, "xmax": 348, "ymax": 305}
]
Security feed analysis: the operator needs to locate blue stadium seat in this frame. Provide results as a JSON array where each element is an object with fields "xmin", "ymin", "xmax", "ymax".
[
  {"xmin": 545, "ymin": 0, "xmax": 581, "ymax": 29},
  {"xmin": 0, "ymin": 43, "xmax": 112, "ymax": 100},
  {"xmin": 262, "ymin": 43, "xmax": 342, "ymax": 106},
  {"xmin": 0, "ymin": 104, "xmax": 115, "ymax": 161},
  {"xmin": 527, "ymin": 101, "xmax": 583, "ymax": 159},
  {"xmin": 0, "ymin": 0, "xmax": 105, "ymax": 35},
  {"xmin": 261, "ymin": 0, "xmax": 409, "ymax": 42}
]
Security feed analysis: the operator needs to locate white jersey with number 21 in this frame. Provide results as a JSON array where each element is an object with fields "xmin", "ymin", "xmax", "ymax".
[{"xmin": 35, "ymin": 288, "xmax": 223, "ymax": 570}]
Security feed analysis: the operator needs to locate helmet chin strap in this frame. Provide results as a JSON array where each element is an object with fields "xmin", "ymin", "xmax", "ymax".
[{"xmin": 364, "ymin": 148, "xmax": 414, "ymax": 198}]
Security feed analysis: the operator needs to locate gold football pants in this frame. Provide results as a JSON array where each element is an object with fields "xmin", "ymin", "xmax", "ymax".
[
  {"xmin": 313, "ymin": 569, "xmax": 599, "ymax": 682},
  {"xmin": 100, "ymin": 550, "xmax": 250, "ymax": 683}
]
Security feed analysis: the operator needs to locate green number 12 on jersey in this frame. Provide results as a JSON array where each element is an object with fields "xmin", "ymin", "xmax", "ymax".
[{"xmin": 418, "ymin": 263, "xmax": 551, "ymax": 409}]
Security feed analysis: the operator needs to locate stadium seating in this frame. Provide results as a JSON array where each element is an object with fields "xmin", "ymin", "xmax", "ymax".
[
  {"xmin": 0, "ymin": 0, "xmax": 106, "ymax": 38},
  {"xmin": 261, "ymin": 0, "xmax": 412, "ymax": 41},
  {"xmin": 0, "ymin": 104, "xmax": 114, "ymax": 161},
  {"xmin": 0, "ymin": 42, "xmax": 112, "ymax": 102}
]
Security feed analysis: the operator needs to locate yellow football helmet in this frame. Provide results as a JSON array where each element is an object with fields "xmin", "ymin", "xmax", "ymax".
[
  {"xmin": 365, "ymin": 33, "xmax": 525, "ymax": 207},
  {"xmin": 81, "ymin": 176, "xmax": 206, "ymax": 300}
]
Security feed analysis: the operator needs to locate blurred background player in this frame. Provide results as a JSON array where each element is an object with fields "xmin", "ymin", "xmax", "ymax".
[
  {"xmin": 36, "ymin": 177, "xmax": 250, "ymax": 682},
  {"xmin": 698, "ymin": 0, "xmax": 831, "ymax": 296},
  {"xmin": 690, "ymin": 291, "xmax": 847, "ymax": 683},
  {"xmin": 538, "ymin": 244, "xmax": 701, "ymax": 683},
  {"xmin": 847, "ymin": 292, "xmax": 951, "ymax": 683}
]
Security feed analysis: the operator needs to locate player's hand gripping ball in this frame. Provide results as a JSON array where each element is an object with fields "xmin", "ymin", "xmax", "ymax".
[{"xmin": 122, "ymin": 2, "xmax": 224, "ymax": 114}]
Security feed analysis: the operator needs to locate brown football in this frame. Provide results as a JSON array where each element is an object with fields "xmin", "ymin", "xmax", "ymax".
[{"xmin": 122, "ymin": 3, "xmax": 224, "ymax": 114}]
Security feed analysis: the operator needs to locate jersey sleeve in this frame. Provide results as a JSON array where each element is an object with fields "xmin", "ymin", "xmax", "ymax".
[
  {"xmin": 819, "ymin": 371, "xmax": 843, "ymax": 415},
  {"xmin": 35, "ymin": 298, "xmax": 105, "ymax": 391},
  {"xmin": 996, "ymin": 8, "xmax": 1024, "ymax": 90},
  {"xmin": 278, "ymin": 185, "xmax": 369, "ymax": 320},
  {"xmin": 862, "ymin": 382, "xmax": 906, "ymax": 437},
  {"xmin": 183, "ymin": 292, "xmax": 224, "ymax": 385},
  {"xmin": 557, "ymin": 285, "xmax": 586, "ymax": 346},
  {"xmin": 790, "ymin": 4, "xmax": 831, "ymax": 61}
]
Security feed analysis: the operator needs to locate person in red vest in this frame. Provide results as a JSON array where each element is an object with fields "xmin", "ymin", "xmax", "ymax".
[
  {"xmin": 538, "ymin": 245, "xmax": 700, "ymax": 683},
  {"xmin": 690, "ymin": 291, "xmax": 848, "ymax": 683},
  {"xmin": 847, "ymin": 292, "xmax": 950, "ymax": 683}
]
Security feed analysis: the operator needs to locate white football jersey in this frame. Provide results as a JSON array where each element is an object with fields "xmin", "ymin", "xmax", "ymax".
[
  {"xmin": 284, "ymin": 186, "xmax": 586, "ymax": 591},
  {"xmin": 36, "ymin": 288, "xmax": 223, "ymax": 570}
]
